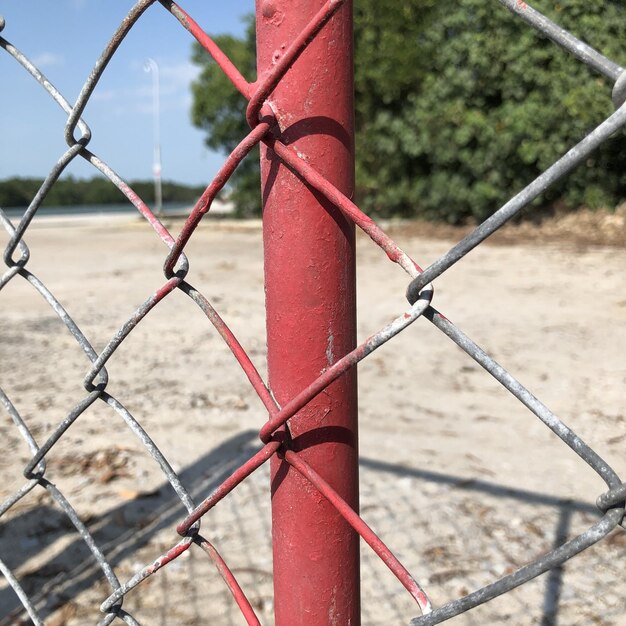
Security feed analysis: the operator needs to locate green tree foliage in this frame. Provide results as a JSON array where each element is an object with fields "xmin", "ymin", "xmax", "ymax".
[
  {"xmin": 190, "ymin": 18, "xmax": 259, "ymax": 217},
  {"xmin": 191, "ymin": 1, "xmax": 626, "ymax": 222},
  {"xmin": 0, "ymin": 176, "xmax": 206, "ymax": 208}
]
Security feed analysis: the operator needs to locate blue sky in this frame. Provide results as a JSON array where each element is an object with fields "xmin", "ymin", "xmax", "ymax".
[{"xmin": 0, "ymin": 0, "xmax": 254, "ymax": 185}]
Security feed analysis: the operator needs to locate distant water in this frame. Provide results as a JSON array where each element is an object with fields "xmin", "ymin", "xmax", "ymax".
[{"xmin": 3, "ymin": 203, "xmax": 192, "ymax": 219}]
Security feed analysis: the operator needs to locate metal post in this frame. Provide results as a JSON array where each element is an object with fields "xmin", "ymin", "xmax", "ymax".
[{"xmin": 256, "ymin": 1, "xmax": 359, "ymax": 625}]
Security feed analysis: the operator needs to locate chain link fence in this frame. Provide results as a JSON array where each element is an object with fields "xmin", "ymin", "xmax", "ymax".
[{"xmin": 1, "ymin": 0, "xmax": 624, "ymax": 624}]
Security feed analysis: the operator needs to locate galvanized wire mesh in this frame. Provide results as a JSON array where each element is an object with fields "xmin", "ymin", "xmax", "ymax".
[{"xmin": 1, "ymin": 1, "xmax": 624, "ymax": 624}]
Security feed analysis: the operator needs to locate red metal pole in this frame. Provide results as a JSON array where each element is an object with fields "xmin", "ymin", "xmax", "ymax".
[{"xmin": 256, "ymin": 1, "xmax": 359, "ymax": 625}]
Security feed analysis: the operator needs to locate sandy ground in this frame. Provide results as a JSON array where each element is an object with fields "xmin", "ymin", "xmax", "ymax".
[{"xmin": 0, "ymin": 212, "xmax": 624, "ymax": 626}]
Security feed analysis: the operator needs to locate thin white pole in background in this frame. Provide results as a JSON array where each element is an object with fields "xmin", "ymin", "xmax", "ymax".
[{"xmin": 144, "ymin": 57, "xmax": 162, "ymax": 216}]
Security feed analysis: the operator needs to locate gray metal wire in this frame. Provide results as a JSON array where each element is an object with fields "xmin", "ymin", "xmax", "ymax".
[{"xmin": 0, "ymin": 1, "xmax": 624, "ymax": 625}]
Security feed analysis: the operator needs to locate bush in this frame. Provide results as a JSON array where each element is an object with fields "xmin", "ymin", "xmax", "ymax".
[{"xmin": 191, "ymin": 1, "xmax": 626, "ymax": 222}]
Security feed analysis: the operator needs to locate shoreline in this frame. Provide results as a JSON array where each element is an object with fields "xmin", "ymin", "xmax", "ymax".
[
  {"xmin": 3, "ymin": 204, "xmax": 624, "ymax": 249},
  {"xmin": 1, "ymin": 200, "xmax": 240, "ymax": 230}
]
